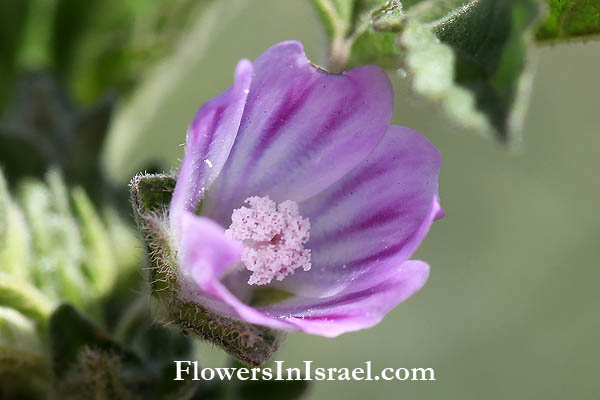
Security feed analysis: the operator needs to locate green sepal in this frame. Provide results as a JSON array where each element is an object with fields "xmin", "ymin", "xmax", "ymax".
[{"xmin": 130, "ymin": 173, "xmax": 176, "ymax": 218}]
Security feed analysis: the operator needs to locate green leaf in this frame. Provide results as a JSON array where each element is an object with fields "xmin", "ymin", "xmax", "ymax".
[
  {"xmin": 398, "ymin": 19, "xmax": 493, "ymax": 133},
  {"xmin": 536, "ymin": 0, "xmax": 600, "ymax": 42},
  {"xmin": 57, "ymin": 348, "xmax": 140, "ymax": 400},
  {"xmin": 434, "ymin": 0, "xmax": 541, "ymax": 142},
  {"xmin": 49, "ymin": 304, "xmax": 148, "ymax": 400},
  {"xmin": 49, "ymin": 304, "xmax": 143, "ymax": 379},
  {"xmin": 401, "ymin": 0, "xmax": 542, "ymax": 143},
  {"xmin": 104, "ymin": 207, "xmax": 142, "ymax": 274},
  {"xmin": 0, "ymin": 169, "xmax": 33, "ymax": 279},
  {"xmin": 0, "ymin": 168, "xmax": 148, "ymax": 395},
  {"xmin": 0, "ymin": 273, "xmax": 54, "ymax": 326},
  {"xmin": 72, "ymin": 187, "xmax": 117, "ymax": 297},
  {"xmin": 50, "ymin": 303, "xmax": 199, "ymax": 400},
  {"xmin": 313, "ymin": 0, "xmax": 544, "ymax": 144},
  {"xmin": 1, "ymin": 169, "xmax": 138, "ymax": 318},
  {"xmin": 112, "ymin": 298, "xmax": 200, "ymax": 399},
  {"xmin": 0, "ymin": 306, "xmax": 49, "ymax": 381},
  {"xmin": 0, "ymin": 306, "xmax": 44, "ymax": 362},
  {"xmin": 19, "ymin": 175, "xmax": 90, "ymax": 305},
  {"xmin": 114, "ymin": 295, "xmax": 193, "ymax": 363},
  {"xmin": 100, "ymin": 207, "xmax": 144, "ymax": 333},
  {"xmin": 118, "ymin": 302, "xmax": 200, "ymax": 400}
]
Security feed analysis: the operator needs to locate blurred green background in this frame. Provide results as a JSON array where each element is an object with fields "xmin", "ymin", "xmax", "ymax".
[{"xmin": 103, "ymin": 1, "xmax": 600, "ymax": 399}]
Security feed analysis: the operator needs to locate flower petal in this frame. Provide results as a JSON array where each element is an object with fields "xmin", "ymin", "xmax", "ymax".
[
  {"xmin": 177, "ymin": 211, "xmax": 292, "ymax": 330},
  {"xmin": 274, "ymin": 126, "xmax": 442, "ymax": 297},
  {"xmin": 203, "ymin": 41, "xmax": 394, "ymax": 225},
  {"xmin": 260, "ymin": 260, "xmax": 430, "ymax": 337},
  {"xmin": 170, "ymin": 60, "xmax": 252, "ymax": 238},
  {"xmin": 179, "ymin": 213, "xmax": 429, "ymax": 336},
  {"xmin": 178, "ymin": 211, "xmax": 242, "ymax": 286},
  {"xmin": 178, "ymin": 212, "xmax": 430, "ymax": 335}
]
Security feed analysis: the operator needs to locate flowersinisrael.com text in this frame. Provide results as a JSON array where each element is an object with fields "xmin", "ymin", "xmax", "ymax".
[{"xmin": 174, "ymin": 361, "xmax": 435, "ymax": 382}]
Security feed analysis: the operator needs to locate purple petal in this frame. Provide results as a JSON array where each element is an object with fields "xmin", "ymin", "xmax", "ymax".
[
  {"xmin": 177, "ymin": 210, "xmax": 293, "ymax": 330},
  {"xmin": 177, "ymin": 210, "xmax": 430, "ymax": 335},
  {"xmin": 260, "ymin": 260, "xmax": 430, "ymax": 337},
  {"xmin": 178, "ymin": 211, "xmax": 242, "ymax": 285},
  {"xmin": 273, "ymin": 126, "xmax": 442, "ymax": 297},
  {"xmin": 170, "ymin": 60, "xmax": 252, "ymax": 238},
  {"xmin": 202, "ymin": 41, "xmax": 394, "ymax": 225}
]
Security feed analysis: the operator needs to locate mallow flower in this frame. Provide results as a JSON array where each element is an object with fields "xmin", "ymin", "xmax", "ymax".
[{"xmin": 167, "ymin": 41, "xmax": 442, "ymax": 340}]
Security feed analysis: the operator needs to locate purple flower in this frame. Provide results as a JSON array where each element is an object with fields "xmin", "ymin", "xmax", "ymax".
[{"xmin": 169, "ymin": 41, "xmax": 442, "ymax": 337}]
